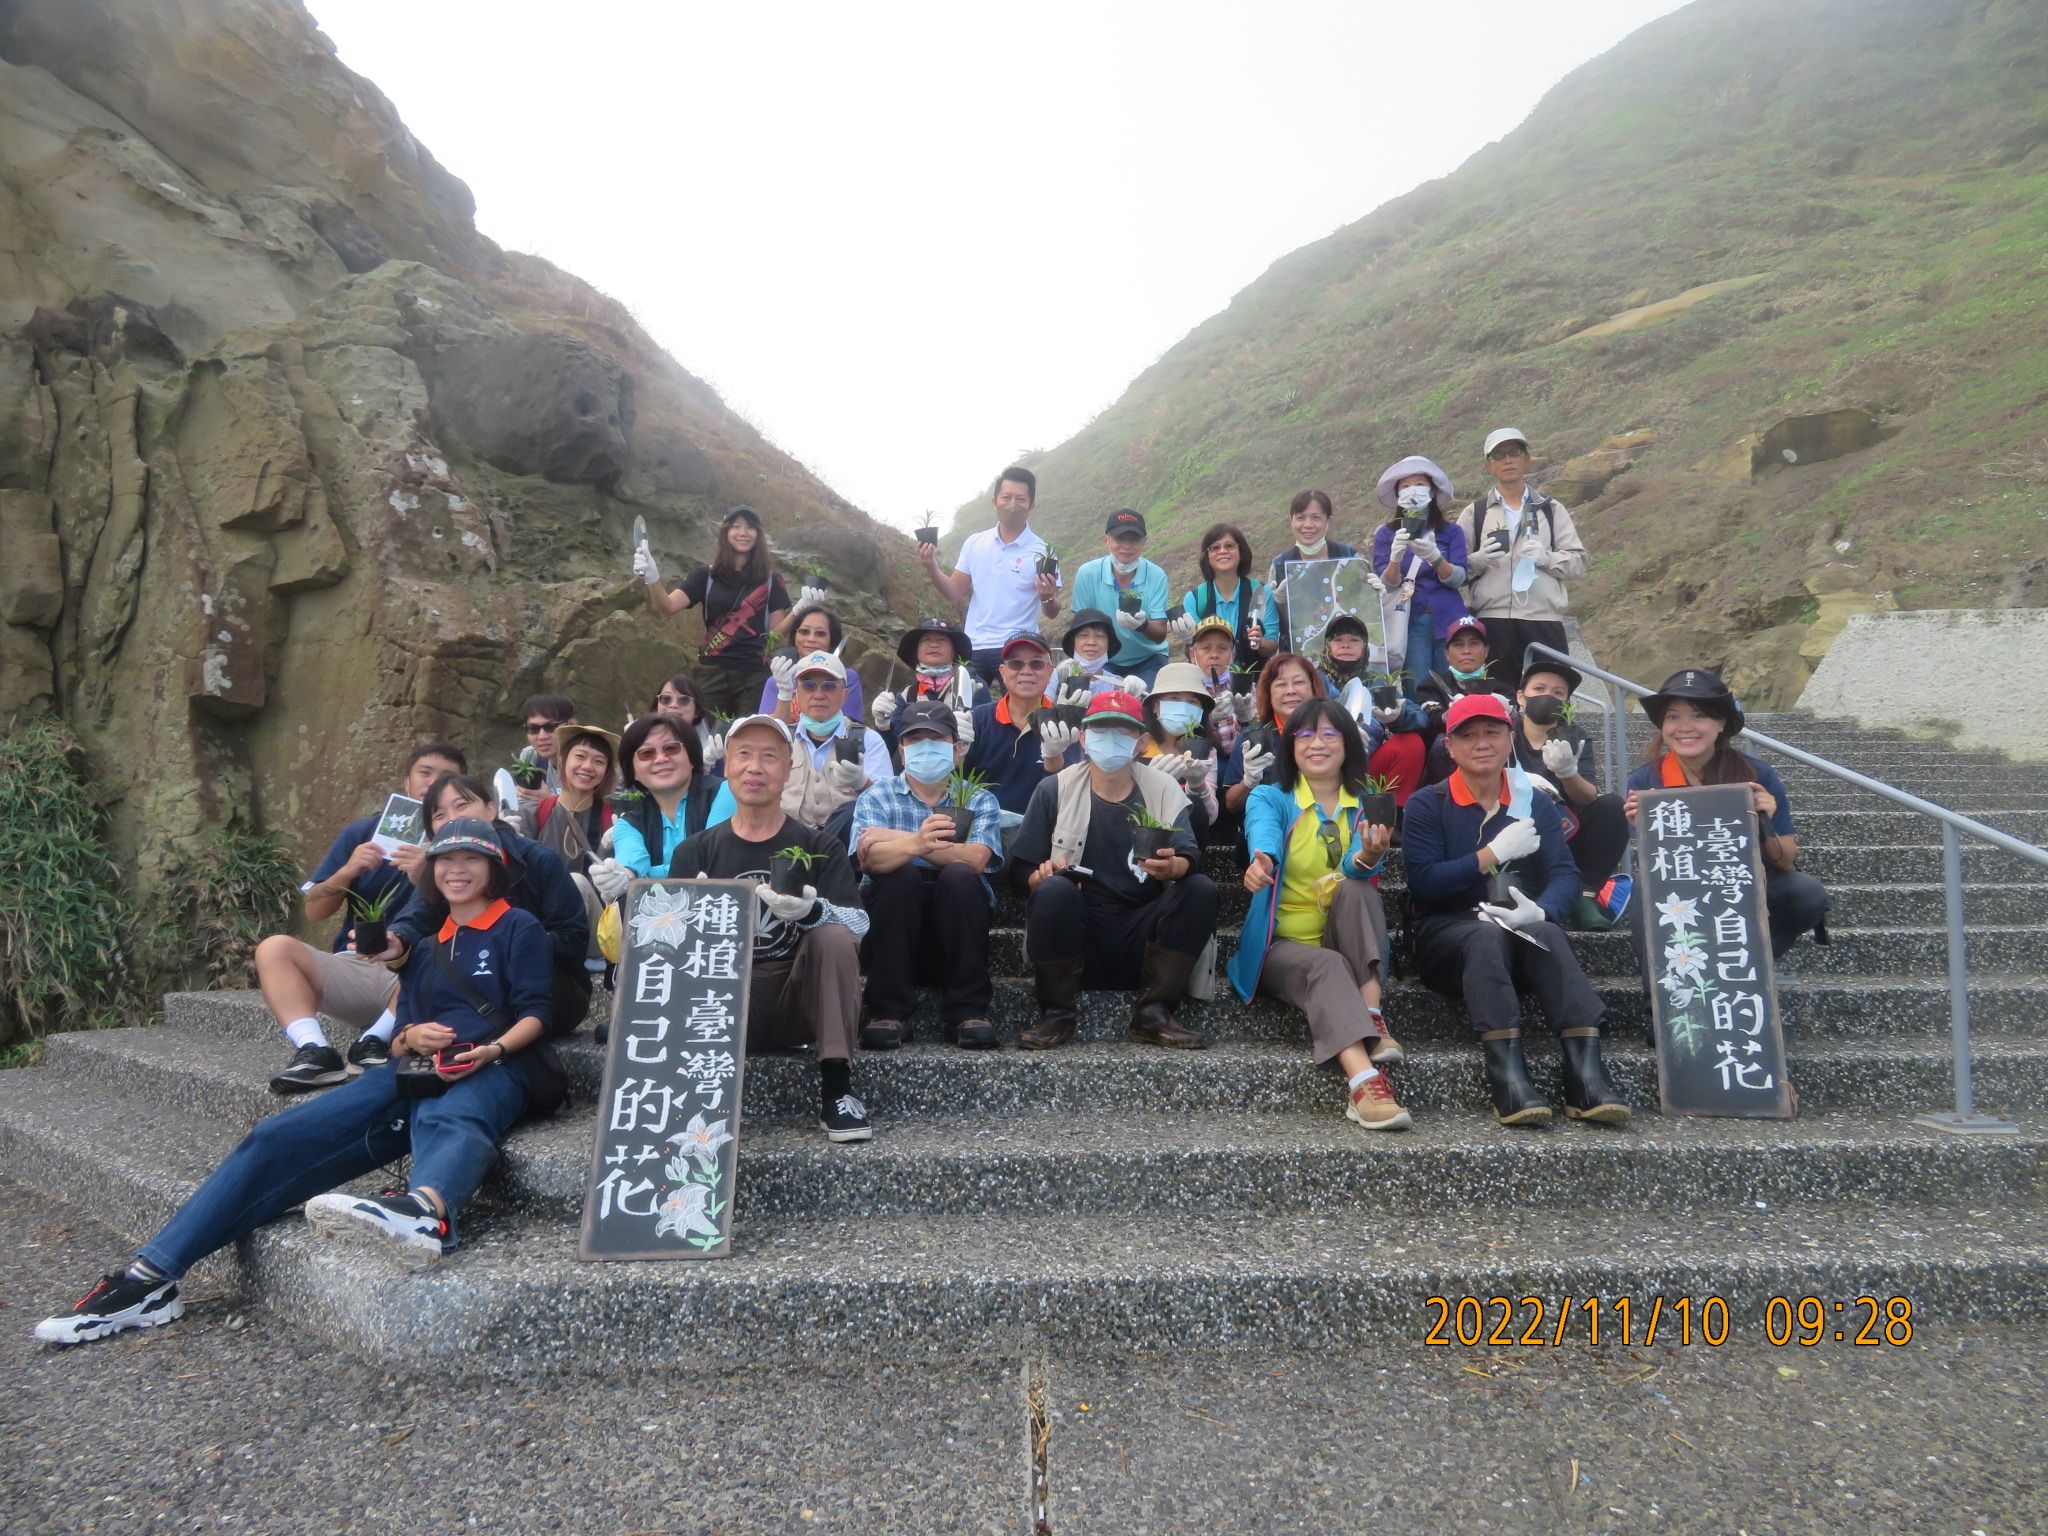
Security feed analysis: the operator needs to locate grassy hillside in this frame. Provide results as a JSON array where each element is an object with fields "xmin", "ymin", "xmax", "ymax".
[{"xmin": 953, "ymin": 0, "xmax": 2048, "ymax": 703}]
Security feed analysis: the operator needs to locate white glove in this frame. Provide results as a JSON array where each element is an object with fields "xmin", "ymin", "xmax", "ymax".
[
  {"xmin": 587, "ymin": 858, "xmax": 632, "ymax": 903},
  {"xmin": 1364, "ymin": 572, "xmax": 1387, "ymax": 593},
  {"xmin": 797, "ymin": 583, "xmax": 828, "ymax": 609},
  {"xmin": 1232, "ymin": 691, "xmax": 1257, "ymax": 725},
  {"xmin": 1520, "ymin": 539, "xmax": 1552, "ymax": 569},
  {"xmin": 826, "ymin": 756, "xmax": 867, "ymax": 794},
  {"xmin": 600, "ymin": 821, "xmax": 617, "ymax": 852},
  {"xmin": 1483, "ymin": 818, "xmax": 1542, "ymax": 866},
  {"xmin": 871, "ymin": 690, "xmax": 901, "ymax": 729},
  {"xmin": 1039, "ymin": 720, "xmax": 1077, "ymax": 766},
  {"xmin": 1411, "ymin": 532, "xmax": 1441, "ymax": 564},
  {"xmin": 756, "ymin": 882, "xmax": 818, "ymax": 924},
  {"xmin": 1478, "ymin": 887, "xmax": 1547, "ymax": 931},
  {"xmin": 1389, "ymin": 532, "xmax": 1412, "ymax": 564},
  {"xmin": 1239, "ymin": 742, "xmax": 1274, "ymax": 788},
  {"xmin": 1541, "ymin": 737, "xmax": 1579, "ymax": 779},
  {"xmin": 1054, "ymin": 683, "xmax": 1092, "ymax": 709},
  {"xmin": 1167, "ymin": 614, "xmax": 1197, "ymax": 643},
  {"xmin": 954, "ymin": 709, "xmax": 975, "ymax": 748},
  {"xmin": 1121, "ymin": 674, "xmax": 1151, "ymax": 700},
  {"xmin": 769, "ymin": 654, "xmax": 799, "ymax": 701},
  {"xmin": 1151, "ymin": 752, "xmax": 1198, "ymax": 785},
  {"xmin": 1113, "ymin": 607, "xmax": 1145, "ymax": 631},
  {"xmin": 1374, "ymin": 703, "xmax": 1402, "ymax": 724},
  {"xmin": 633, "ymin": 541, "xmax": 661, "ymax": 586},
  {"xmin": 1530, "ymin": 775, "xmax": 1562, "ymax": 799},
  {"xmin": 702, "ymin": 732, "xmax": 725, "ymax": 770}
]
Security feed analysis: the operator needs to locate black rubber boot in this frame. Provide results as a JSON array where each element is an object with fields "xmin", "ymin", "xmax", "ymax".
[
  {"xmin": 1128, "ymin": 943, "xmax": 1206, "ymax": 1050},
  {"xmin": 1482, "ymin": 1029, "xmax": 1552, "ymax": 1127},
  {"xmin": 1018, "ymin": 956, "xmax": 1085, "ymax": 1051},
  {"xmin": 1558, "ymin": 1027, "xmax": 1630, "ymax": 1125}
]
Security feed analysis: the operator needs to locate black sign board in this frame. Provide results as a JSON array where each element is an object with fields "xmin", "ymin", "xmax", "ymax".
[
  {"xmin": 579, "ymin": 879, "xmax": 755, "ymax": 1260},
  {"xmin": 1633, "ymin": 783, "xmax": 1793, "ymax": 1118}
]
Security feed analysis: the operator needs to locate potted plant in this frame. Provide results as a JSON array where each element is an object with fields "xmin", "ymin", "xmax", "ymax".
[
  {"xmin": 507, "ymin": 757, "xmax": 547, "ymax": 792},
  {"xmin": 943, "ymin": 768, "xmax": 995, "ymax": 843},
  {"xmin": 1365, "ymin": 669, "xmax": 1407, "ymax": 713},
  {"xmin": 1036, "ymin": 549, "xmax": 1060, "ymax": 581},
  {"xmin": 804, "ymin": 565, "xmax": 830, "ymax": 597},
  {"xmin": 346, "ymin": 881, "xmax": 403, "ymax": 962},
  {"xmin": 914, "ymin": 516, "xmax": 940, "ymax": 547},
  {"xmin": 1401, "ymin": 513, "xmax": 1428, "ymax": 541},
  {"xmin": 1116, "ymin": 586, "xmax": 1145, "ymax": 618},
  {"xmin": 1244, "ymin": 723, "xmax": 1282, "ymax": 761},
  {"xmin": 769, "ymin": 843, "xmax": 827, "ymax": 897},
  {"xmin": 833, "ymin": 723, "xmax": 868, "ymax": 765},
  {"xmin": 1127, "ymin": 804, "xmax": 1176, "ymax": 865},
  {"xmin": 1358, "ymin": 773, "xmax": 1399, "ymax": 833},
  {"xmin": 607, "ymin": 785, "xmax": 645, "ymax": 810}
]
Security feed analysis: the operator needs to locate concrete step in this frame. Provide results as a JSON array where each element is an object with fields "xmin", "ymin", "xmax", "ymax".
[
  {"xmin": 4, "ymin": 1072, "xmax": 2042, "ymax": 1369},
  {"xmin": 167, "ymin": 969, "xmax": 2048, "ymax": 1048},
  {"xmin": 1778, "ymin": 790, "xmax": 2048, "ymax": 810},
  {"xmin": 45, "ymin": 1022, "xmax": 2048, "ymax": 1134}
]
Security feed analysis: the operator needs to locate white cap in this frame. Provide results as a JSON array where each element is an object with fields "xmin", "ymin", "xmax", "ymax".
[
  {"xmin": 792, "ymin": 650, "xmax": 846, "ymax": 681},
  {"xmin": 725, "ymin": 713, "xmax": 793, "ymax": 746},
  {"xmin": 1483, "ymin": 427, "xmax": 1530, "ymax": 457}
]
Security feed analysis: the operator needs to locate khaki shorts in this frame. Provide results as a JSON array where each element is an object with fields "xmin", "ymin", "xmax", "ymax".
[{"xmin": 299, "ymin": 942, "xmax": 401, "ymax": 1029}]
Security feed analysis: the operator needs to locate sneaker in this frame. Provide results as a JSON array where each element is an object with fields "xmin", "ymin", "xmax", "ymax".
[
  {"xmin": 345, "ymin": 1032, "xmax": 391, "ymax": 1073},
  {"xmin": 1367, "ymin": 1016, "xmax": 1403, "ymax": 1068},
  {"xmin": 859, "ymin": 1019, "xmax": 907, "ymax": 1051},
  {"xmin": 820, "ymin": 1092, "xmax": 874, "ymax": 1143},
  {"xmin": 269, "ymin": 1043, "xmax": 348, "ymax": 1094},
  {"xmin": 1345, "ymin": 1072, "xmax": 1412, "ymax": 1132},
  {"xmin": 35, "ymin": 1270, "xmax": 183, "ymax": 1345},
  {"xmin": 1597, "ymin": 874, "xmax": 1633, "ymax": 924},
  {"xmin": 304, "ymin": 1191, "xmax": 448, "ymax": 1266}
]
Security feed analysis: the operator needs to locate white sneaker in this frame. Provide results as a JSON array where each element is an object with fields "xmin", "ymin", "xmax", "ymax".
[
  {"xmin": 305, "ymin": 1191, "xmax": 448, "ymax": 1267},
  {"xmin": 34, "ymin": 1271, "xmax": 183, "ymax": 1345}
]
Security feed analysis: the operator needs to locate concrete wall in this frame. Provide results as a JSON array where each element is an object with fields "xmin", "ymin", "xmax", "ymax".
[{"xmin": 1798, "ymin": 611, "xmax": 2048, "ymax": 761}]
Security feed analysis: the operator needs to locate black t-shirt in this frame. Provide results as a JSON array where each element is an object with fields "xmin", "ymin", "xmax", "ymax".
[
  {"xmin": 680, "ymin": 566, "xmax": 792, "ymax": 669},
  {"xmin": 668, "ymin": 816, "xmax": 862, "ymax": 963},
  {"xmin": 1511, "ymin": 717, "xmax": 1596, "ymax": 793},
  {"xmin": 1009, "ymin": 775, "xmax": 1201, "ymax": 908}
]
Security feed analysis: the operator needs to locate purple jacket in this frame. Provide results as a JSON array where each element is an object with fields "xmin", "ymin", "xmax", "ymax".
[{"xmin": 1371, "ymin": 519, "xmax": 1470, "ymax": 641}]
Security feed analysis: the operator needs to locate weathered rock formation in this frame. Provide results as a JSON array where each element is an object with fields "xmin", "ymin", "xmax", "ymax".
[{"xmin": 0, "ymin": 0, "xmax": 914, "ymax": 885}]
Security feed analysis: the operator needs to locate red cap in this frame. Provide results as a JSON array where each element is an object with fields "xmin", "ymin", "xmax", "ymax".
[
  {"xmin": 1444, "ymin": 693, "xmax": 1511, "ymax": 733},
  {"xmin": 1080, "ymin": 690, "xmax": 1146, "ymax": 730}
]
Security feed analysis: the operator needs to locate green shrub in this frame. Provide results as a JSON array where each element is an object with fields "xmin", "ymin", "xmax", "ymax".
[{"xmin": 148, "ymin": 828, "xmax": 299, "ymax": 991}]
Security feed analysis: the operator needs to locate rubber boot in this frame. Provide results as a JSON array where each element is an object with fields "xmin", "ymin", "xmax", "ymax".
[
  {"xmin": 1558, "ymin": 1027, "xmax": 1630, "ymax": 1125},
  {"xmin": 1017, "ymin": 956, "xmax": 1084, "ymax": 1051},
  {"xmin": 1128, "ymin": 943, "xmax": 1206, "ymax": 1050},
  {"xmin": 1481, "ymin": 1028, "xmax": 1551, "ymax": 1127}
]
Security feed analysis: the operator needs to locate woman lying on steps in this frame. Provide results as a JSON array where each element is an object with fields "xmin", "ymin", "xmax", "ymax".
[{"xmin": 36, "ymin": 819, "xmax": 553, "ymax": 1346}]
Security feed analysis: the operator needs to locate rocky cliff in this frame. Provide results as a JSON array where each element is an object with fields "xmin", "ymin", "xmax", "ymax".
[
  {"xmin": 952, "ymin": 0, "xmax": 2048, "ymax": 704},
  {"xmin": 0, "ymin": 0, "xmax": 914, "ymax": 883}
]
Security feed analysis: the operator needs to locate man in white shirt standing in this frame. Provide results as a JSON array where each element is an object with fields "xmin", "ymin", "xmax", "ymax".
[
  {"xmin": 1458, "ymin": 427, "xmax": 1589, "ymax": 691},
  {"xmin": 918, "ymin": 466, "xmax": 1062, "ymax": 683}
]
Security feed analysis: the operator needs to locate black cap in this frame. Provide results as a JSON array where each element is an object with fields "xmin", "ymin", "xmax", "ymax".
[
  {"xmin": 1061, "ymin": 609, "xmax": 1116, "ymax": 655},
  {"xmin": 896, "ymin": 615, "xmax": 971, "ymax": 668},
  {"xmin": 1643, "ymin": 668, "xmax": 1743, "ymax": 734},
  {"xmin": 1104, "ymin": 509, "xmax": 1147, "ymax": 537},
  {"xmin": 1322, "ymin": 612, "xmax": 1369, "ymax": 640},
  {"xmin": 1521, "ymin": 656, "xmax": 1583, "ymax": 693},
  {"xmin": 721, "ymin": 504, "xmax": 763, "ymax": 529},
  {"xmin": 895, "ymin": 699, "xmax": 958, "ymax": 740}
]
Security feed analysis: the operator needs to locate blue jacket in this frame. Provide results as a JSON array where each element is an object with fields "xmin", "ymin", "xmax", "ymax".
[
  {"xmin": 1226, "ymin": 782, "xmax": 1384, "ymax": 1002},
  {"xmin": 1401, "ymin": 771, "xmax": 1578, "ymax": 923},
  {"xmin": 390, "ymin": 825, "xmax": 590, "ymax": 976},
  {"xmin": 961, "ymin": 698, "xmax": 1057, "ymax": 815},
  {"xmin": 393, "ymin": 900, "xmax": 554, "ymax": 1051}
]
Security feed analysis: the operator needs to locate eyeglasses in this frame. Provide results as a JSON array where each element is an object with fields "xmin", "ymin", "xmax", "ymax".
[
  {"xmin": 1292, "ymin": 727, "xmax": 1345, "ymax": 743},
  {"xmin": 797, "ymin": 677, "xmax": 842, "ymax": 692},
  {"xmin": 655, "ymin": 693, "xmax": 688, "ymax": 707},
  {"xmin": 1488, "ymin": 445, "xmax": 1528, "ymax": 461},
  {"xmin": 634, "ymin": 742, "xmax": 686, "ymax": 762},
  {"xmin": 524, "ymin": 721, "xmax": 564, "ymax": 735}
]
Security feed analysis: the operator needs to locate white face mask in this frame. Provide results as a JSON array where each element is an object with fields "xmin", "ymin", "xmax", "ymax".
[
  {"xmin": 1111, "ymin": 557, "xmax": 1141, "ymax": 577},
  {"xmin": 1076, "ymin": 652, "xmax": 1109, "ymax": 675},
  {"xmin": 1396, "ymin": 485, "xmax": 1434, "ymax": 512},
  {"xmin": 1295, "ymin": 538, "xmax": 1327, "ymax": 558}
]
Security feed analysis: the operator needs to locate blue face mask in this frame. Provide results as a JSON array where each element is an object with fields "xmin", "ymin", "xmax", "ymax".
[
  {"xmin": 901, "ymin": 739, "xmax": 954, "ymax": 784},
  {"xmin": 1450, "ymin": 662, "xmax": 1490, "ymax": 683},
  {"xmin": 1084, "ymin": 731, "xmax": 1139, "ymax": 772},
  {"xmin": 800, "ymin": 711, "xmax": 844, "ymax": 740},
  {"xmin": 1157, "ymin": 701, "xmax": 1205, "ymax": 737}
]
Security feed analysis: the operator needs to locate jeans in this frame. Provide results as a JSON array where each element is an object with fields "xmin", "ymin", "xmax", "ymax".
[
  {"xmin": 140, "ymin": 1060, "xmax": 527, "ymax": 1278},
  {"xmin": 1403, "ymin": 616, "xmax": 1450, "ymax": 701}
]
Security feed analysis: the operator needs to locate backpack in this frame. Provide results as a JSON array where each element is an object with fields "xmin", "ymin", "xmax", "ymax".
[{"xmin": 1467, "ymin": 494, "xmax": 1556, "ymax": 549}]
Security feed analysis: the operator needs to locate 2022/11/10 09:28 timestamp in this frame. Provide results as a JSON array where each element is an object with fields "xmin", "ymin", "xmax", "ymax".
[{"xmin": 1421, "ymin": 1295, "xmax": 1916, "ymax": 1347}]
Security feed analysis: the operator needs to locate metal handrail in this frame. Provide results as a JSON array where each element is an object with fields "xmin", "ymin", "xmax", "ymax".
[{"xmin": 1527, "ymin": 641, "xmax": 2047, "ymax": 1136}]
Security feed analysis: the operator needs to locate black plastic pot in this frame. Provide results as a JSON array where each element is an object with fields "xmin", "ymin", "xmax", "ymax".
[
  {"xmin": 914, "ymin": 525, "xmax": 940, "ymax": 548},
  {"xmin": 352, "ymin": 918, "xmax": 387, "ymax": 960},
  {"xmin": 1246, "ymin": 724, "xmax": 1282, "ymax": 759},
  {"xmin": 1037, "ymin": 552, "xmax": 1060, "ymax": 580},
  {"xmin": 1130, "ymin": 825, "xmax": 1174, "ymax": 864},
  {"xmin": 1116, "ymin": 588, "xmax": 1144, "ymax": 615},
  {"xmin": 769, "ymin": 853, "xmax": 817, "ymax": 897},
  {"xmin": 1185, "ymin": 738, "xmax": 1216, "ymax": 763},
  {"xmin": 1402, "ymin": 515, "xmax": 1427, "ymax": 540},
  {"xmin": 1049, "ymin": 703, "xmax": 1085, "ymax": 731},
  {"xmin": 832, "ymin": 730, "xmax": 865, "ymax": 765},
  {"xmin": 1359, "ymin": 791, "xmax": 1398, "ymax": 831},
  {"xmin": 947, "ymin": 804, "xmax": 973, "ymax": 843},
  {"xmin": 1370, "ymin": 684, "xmax": 1400, "ymax": 711}
]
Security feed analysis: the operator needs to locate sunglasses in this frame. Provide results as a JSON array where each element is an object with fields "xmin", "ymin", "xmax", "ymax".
[
  {"xmin": 524, "ymin": 720, "xmax": 564, "ymax": 735},
  {"xmin": 1317, "ymin": 817, "xmax": 1343, "ymax": 870},
  {"xmin": 655, "ymin": 693, "xmax": 689, "ymax": 707},
  {"xmin": 1003, "ymin": 656, "xmax": 1051, "ymax": 672},
  {"xmin": 798, "ymin": 677, "xmax": 843, "ymax": 692},
  {"xmin": 634, "ymin": 742, "xmax": 686, "ymax": 762}
]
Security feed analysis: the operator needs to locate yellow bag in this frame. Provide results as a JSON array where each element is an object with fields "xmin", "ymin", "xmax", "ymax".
[{"xmin": 596, "ymin": 901, "xmax": 623, "ymax": 964}]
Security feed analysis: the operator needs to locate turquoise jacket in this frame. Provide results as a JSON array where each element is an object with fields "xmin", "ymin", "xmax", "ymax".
[{"xmin": 1225, "ymin": 781, "xmax": 1385, "ymax": 1003}]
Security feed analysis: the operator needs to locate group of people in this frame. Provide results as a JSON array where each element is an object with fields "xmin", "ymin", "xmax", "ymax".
[{"xmin": 37, "ymin": 434, "xmax": 1833, "ymax": 1349}]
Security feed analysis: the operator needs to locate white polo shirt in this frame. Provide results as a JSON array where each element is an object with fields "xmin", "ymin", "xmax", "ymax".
[{"xmin": 954, "ymin": 523, "xmax": 1055, "ymax": 649}]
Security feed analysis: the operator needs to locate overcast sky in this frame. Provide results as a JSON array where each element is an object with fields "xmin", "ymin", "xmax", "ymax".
[{"xmin": 311, "ymin": 1, "xmax": 1687, "ymax": 531}]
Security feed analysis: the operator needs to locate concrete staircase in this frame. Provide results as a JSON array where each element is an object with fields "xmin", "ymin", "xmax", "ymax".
[{"xmin": 5, "ymin": 712, "xmax": 2046, "ymax": 1372}]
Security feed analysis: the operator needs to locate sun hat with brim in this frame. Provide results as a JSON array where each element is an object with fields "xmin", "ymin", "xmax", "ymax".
[
  {"xmin": 1061, "ymin": 609, "xmax": 1117, "ymax": 655},
  {"xmin": 1080, "ymin": 691, "xmax": 1147, "ymax": 731},
  {"xmin": 1445, "ymin": 694, "xmax": 1513, "ymax": 733},
  {"xmin": 1373, "ymin": 454, "xmax": 1457, "ymax": 512},
  {"xmin": 1642, "ymin": 668, "xmax": 1744, "ymax": 735},
  {"xmin": 1520, "ymin": 656, "xmax": 1583, "ymax": 694},
  {"xmin": 552, "ymin": 724, "xmax": 621, "ymax": 798},
  {"xmin": 896, "ymin": 615, "xmax": 971, "ymax": 668},
  {"xmin": 428, "ymin": 817, "xmax": 505, "ymax": 862},
  {"xmin": 1146, "ymin": 663, "xmax": 1216, "ymax": 726}
]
